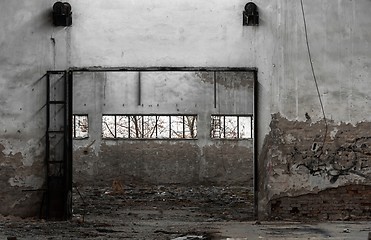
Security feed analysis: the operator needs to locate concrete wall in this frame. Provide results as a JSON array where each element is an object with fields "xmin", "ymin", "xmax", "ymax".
[
  {"xmin": 253, "ymin": 1, "xmax": 371, "ymax": 219},
  {"xmin": 1, "ymin": 0, "xmax": 371, "ymax": 218},
  {"xmin": 0, "ymin": 0, "xmax": 55, "ymax": 217},
  {"xmin": 72, "ymin": 71, "xmax": 254, "ymax": 186}
]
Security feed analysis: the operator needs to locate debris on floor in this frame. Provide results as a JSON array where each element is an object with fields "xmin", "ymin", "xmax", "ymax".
[
  {"xmin": 0, "ymin": 184, "xmax": 369, "ymax": 239},
  {"xmin": 73, "ymin": 184, "xmax": 254, "ymax": 222},
  {"xmin": 171, "ymin": 235, "xmax": 209, "ymax": 240}
]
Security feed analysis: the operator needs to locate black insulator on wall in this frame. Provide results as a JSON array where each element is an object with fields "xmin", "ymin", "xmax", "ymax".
[
  {"xmin": 243, "ymin": 2, "xmax": 259, "ymax": 26},
  {"xmin": 53, "ymin": 2, "xmax": 72, "ymax": 26}
]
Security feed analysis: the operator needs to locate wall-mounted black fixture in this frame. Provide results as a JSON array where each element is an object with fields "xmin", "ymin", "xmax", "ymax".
[
  {"xmin": 53, "ymin": 2, "xmax": 72, "ymax": 26},
  {"xmin": 243, "ymin": 2, "xmax": 259, "ymax": 26}
]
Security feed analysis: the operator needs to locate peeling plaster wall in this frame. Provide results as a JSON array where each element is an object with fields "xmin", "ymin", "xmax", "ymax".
[
  {"xmin": 253, "ymin": 0, "xmax": 371, "ymax": 219},
  {"xmin": 0, "ymin": 1, "xmax": 62, "ymax": 217},
  {"xmin": 1, "ymin": 0, "xmax": 371, "ymax": 218},
  {"xmin": 259, "ymin": 114, "xmax": 371, "ymax": 219}
]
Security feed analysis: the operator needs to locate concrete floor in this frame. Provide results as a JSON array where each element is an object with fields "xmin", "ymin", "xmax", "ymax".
[
  {"xmin": 1, "ymin": 185, "xmax": 370, "ymax": 239},
  {"xmin": 1, "ymin": 217, "xmax": 370, "ymax": 239}
]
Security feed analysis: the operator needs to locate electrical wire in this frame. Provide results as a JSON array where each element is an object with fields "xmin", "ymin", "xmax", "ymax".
[{"xmin": 300, "ymin": 0, "xmax": 328, "ymax": 147}]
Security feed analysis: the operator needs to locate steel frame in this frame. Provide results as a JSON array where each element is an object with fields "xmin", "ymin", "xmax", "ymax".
[{"xmin": 45, "ymin": 67, "xmax": 259, "ymax": 220}]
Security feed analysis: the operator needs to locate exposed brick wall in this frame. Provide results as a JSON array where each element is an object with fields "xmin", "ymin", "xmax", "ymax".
[
  {"xmin": 270, "ymin": 184, "xmax": 371, "ymax": 221},
  {"xmin": 258, "ymin": 113, "xmax": 371, "ymax": 220}
]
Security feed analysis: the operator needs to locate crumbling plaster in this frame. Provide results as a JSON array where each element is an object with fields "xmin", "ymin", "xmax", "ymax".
[
  {"xmin": 0, "ymin": 0, "xmax": 371, "ymax": 218},
  {"xmin": 258, "ymin": 114, "xmax": 371, "ymax": 218},
  {"xmin": 0, "ymin": 0, "xmax": 56, "ymax": 217}
]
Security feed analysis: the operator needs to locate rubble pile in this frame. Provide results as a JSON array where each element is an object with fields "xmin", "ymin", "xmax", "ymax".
[
  {"xmin": 1, "ymin": 184, "xmax": 254, "ymax": 239},
  {"xmin": 74, "ymin": 184, "xmax": 254, "ymax": 221}
]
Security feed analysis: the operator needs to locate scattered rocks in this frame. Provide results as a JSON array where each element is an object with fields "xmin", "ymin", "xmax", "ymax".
[
  {"xmin": 0, "ymin": 184, "xmax": 253, "ymax": 239},
  {"xmin": 172, "ymin": 235, "xmax": 208, "ymax": 240},
  {"xmin": 73, "ymin": 184, "xmax": 254, "ymax": 221}
]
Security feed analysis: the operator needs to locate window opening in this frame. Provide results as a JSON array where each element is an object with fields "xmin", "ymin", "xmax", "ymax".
[
  {"xmin": 170, "ymin": 116, "xmax": 183, "ymax": 139},
  {"xmin": 184, "ymin": 115, "xmax": 198, "ymax": 138},
  {"xmin": 116, "ymin": 115, "xmax": 129, "ymax": 138},
  {"xmin": 129, "ymin": 115, "xmax": 143, "ymax": 138},
  {"xmin": 102, "ymin": 114, "xmax": 197, "ymax": 139},
  {"xmin": 210, "ymin": 115, "xmax": 252, "ymax": 139},
  {"xmin": 157, "ymin": 116, "xmax": 170, "ymax": 139},
  {"xmin": 102, "ymin": 115, "xmax": 116, "ymax": 138},
  {"xmin": 72, "ymin": 115, "xmax": 89, "ymax": 139}
]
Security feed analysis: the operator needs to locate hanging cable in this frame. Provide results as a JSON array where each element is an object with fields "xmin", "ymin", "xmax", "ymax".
[{"xmin": 300, "ymin": 0, "xmax": 328, "ymax": 147}]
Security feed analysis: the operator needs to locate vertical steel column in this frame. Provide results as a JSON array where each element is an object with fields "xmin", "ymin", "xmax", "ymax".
[
  {"xmin": 44, "ymin": 70, "xmax": 72, "ymax": 220},
  {"xmin": 65, "ymin": 70, "xmax": 73, "ymax": 219},
  {"xmin": 138, "ymin": 72, "xmax": 141, "ymax": 106},
  {"xmin": 45, "ymin": 73, "xmax": 51, "ymax": 218},
  {"xmin": 214, "ymin": 72, "xmax": 217, "ymax": 109},
  {"xmin": 253, "ymin": 70, "xmax": 259, "ymax": 220}
]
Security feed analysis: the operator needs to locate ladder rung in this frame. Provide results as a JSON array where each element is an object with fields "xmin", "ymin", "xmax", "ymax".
[
  {"xmin": 49, "ymin": 101, "xmax": 66, "ymax": 104},
  {"xmin": 48, "ymin": 130, "xmax": 65, "ymax": 133},
  {"xmin": 48, "ymin": 160, "xmax": 63, "ymax": 164},
  {"xmin": 48, "ymin": 176, "xmax": 64, "ymax": 180},
  {"xmin": 22, "ymin": 188, "xmax": 47, "ymax": 192},
  {"xmin": 47, "ymin": 70, "xmax": 65, "ymax": 74}
]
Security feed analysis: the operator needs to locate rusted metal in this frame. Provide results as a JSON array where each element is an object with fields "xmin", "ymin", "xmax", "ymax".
[
  {"xmin": 45, "ymin": 71, "xmax": 73, "ymax": 220},
  {"xmin": 46, "ymin": 67, "xmax": 258, "ymax": 221},
  {"xmin": 69, "ymin": 67, "xmax": 258, "ymax": 72}
]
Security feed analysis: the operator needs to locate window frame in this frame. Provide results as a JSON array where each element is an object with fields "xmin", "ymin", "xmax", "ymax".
[
  {"xmin": 72, "ymin": 114, "xmax": 89, "ymax": 139},
  {"xmin": 102, "ymin": 114, "xmax": 198, "ymax": 140},
  {"xmin": 210, "ymin": 114, "xmax": 253, "ymax": 140}
]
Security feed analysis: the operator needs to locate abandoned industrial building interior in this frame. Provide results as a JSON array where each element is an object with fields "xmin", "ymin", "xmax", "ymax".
[{"xmin": 0, "ymin": 0, "xmax": 370, "ymax": 239}]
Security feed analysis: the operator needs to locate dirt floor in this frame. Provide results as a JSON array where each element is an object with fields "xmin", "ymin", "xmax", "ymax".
[{"xmin": 0, "ymin": 185, "xmax": 370, "ymax": 239}]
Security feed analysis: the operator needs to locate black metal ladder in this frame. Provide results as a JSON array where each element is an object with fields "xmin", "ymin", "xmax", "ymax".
[{"xmin": 45, "ymin": 71, "xmax": 73, "ymax": 220}]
